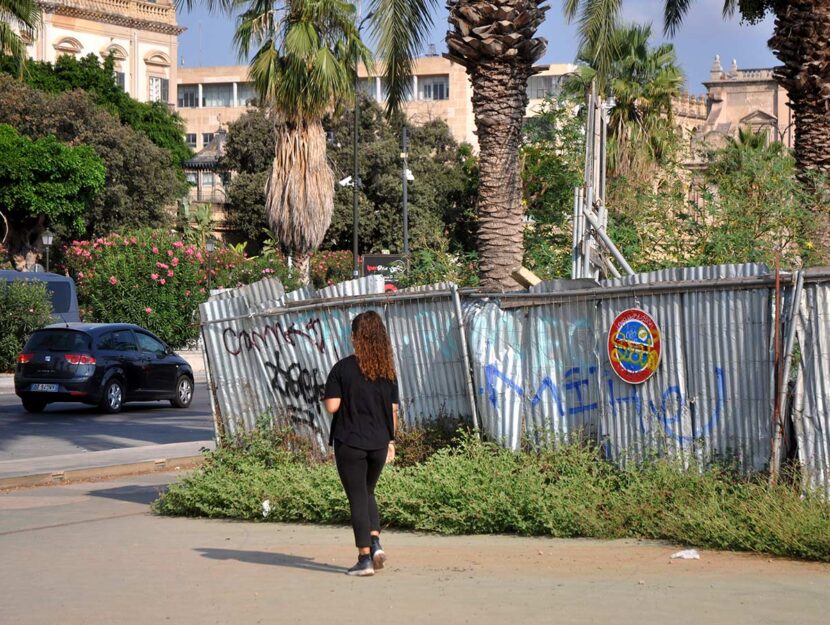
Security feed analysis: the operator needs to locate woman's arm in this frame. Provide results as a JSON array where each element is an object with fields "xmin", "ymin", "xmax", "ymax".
[
  {"xmin": 323, "ymin": 398, "xmax": 341, "ymax": 414},
  {"xmin": 387, "ymin": 403, "xmax": 399, "ymax": 464}
]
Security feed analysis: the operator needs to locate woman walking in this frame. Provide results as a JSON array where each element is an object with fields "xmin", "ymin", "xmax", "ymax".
[{"xmin": 323, "ymin": 311, "xmax": 398, "ymax": 577}]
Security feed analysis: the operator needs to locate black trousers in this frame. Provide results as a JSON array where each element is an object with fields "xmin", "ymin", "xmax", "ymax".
[{"xmin": 334, "ymin": 441, "xmax": 387, "ymax": 548}]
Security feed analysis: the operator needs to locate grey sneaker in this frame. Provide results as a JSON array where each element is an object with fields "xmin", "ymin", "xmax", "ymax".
[
  {"xmin": 346, "ymin": 555, "xmax": 374, "ymax": 577},
  {"xmin": 371, "ymin": 538, "xmax": 387, "ymax": 570}
]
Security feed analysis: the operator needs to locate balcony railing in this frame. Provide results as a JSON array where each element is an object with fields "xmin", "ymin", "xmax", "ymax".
[{"xmin": 48, "ymin": 0, "xmax": 178, "ymax": 26}]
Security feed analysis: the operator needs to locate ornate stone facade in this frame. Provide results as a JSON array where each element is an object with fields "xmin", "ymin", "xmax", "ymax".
[{"xmin": 26, "ymin": 0, "xmax": 184, "ymax": 105}]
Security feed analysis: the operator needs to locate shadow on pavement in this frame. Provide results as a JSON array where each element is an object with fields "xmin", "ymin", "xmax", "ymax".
[
  {"xmin": 196, "ymin": 548, "xmax": 348, "ymax": 575},
  {"xmin": 88, "ymin": 484, "xmax": 168, "ymax": 506}
]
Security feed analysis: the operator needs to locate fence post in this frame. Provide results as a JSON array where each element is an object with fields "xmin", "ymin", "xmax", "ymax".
[
  {"xmin": 770, "ymin": 270, "xmax": 803, "ymax": 484},
  {"xmin": 199, "ymin": 312, "xmax": 224, "ymax": 444},
  {"xmin": 451, "ymin": 284, "xmax": 480, "ymax": 434}
]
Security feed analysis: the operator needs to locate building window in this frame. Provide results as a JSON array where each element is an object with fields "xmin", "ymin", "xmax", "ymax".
[
  {"xmin": 202, "ymin": 172, "xmax": 215, "ymax": 187},
  {"xmin": 178, "ymin": 85, "xmax": 199, "ymax": 108},
  {"xmin": 417, "ymin": 75, "xmax": 449, "ymax": 101},
  {"xmin": 526, "ymin": 75, "xmax": 562, "ymax": 100},
  {"xmin": 185, "ymin": 134, "xmax": 197, "ymax": 149},
  {"xmin": 149, "ymin": 76, "xmax": 169, "ymax": 103},
  {"xmin": 202, "ymin": 133, "xmax": 215, "ymax": 147},
  {"xmin": 114, "ymin": 72, "xmax": 126, "ymax": 91},
  {"xmin": 202, "ymin": 83, "xmax": 233, "ymax": 107},
  {"xmin": 237, "ymin": 82, "xmax": 257, "ymax": 106},
  {"xmin": 357, "ymin": 77, "xmax": 376, "ymax": 99},
  {"xmin": 185, "ymin": 172, "xmax": 197, "ymax": 185}
]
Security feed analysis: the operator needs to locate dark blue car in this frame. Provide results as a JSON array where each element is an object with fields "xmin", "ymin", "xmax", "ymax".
[{"xmin": 15, "ymin": 323, "xmax": 194, "ymax": 414}]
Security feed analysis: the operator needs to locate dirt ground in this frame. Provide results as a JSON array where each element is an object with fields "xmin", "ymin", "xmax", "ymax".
[{"xmin": 1, "ymin": 472, "xmax": 828, "ymax": 625}]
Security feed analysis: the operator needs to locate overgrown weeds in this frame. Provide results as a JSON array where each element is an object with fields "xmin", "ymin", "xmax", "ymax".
[{"xmin": 154, "ymin": 428, "xmax": 830, "ymax": 562}]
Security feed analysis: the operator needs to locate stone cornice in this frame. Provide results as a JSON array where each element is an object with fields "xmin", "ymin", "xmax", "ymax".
[{"xmin": 39, "ymin": 1, "xmax": 187, "ymax": 36}]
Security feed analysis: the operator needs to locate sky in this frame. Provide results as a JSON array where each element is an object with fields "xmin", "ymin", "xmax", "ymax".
[{"xmin": 176, "ymin": 0, "xmax": 778, "ymax": 95}]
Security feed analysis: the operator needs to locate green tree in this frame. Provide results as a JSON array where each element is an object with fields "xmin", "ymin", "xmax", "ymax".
[
  {"xmin": 568, "ymin": 22, "xmax": 684, "ymax": 178},
  {"xmin": 446, "ymin": 0, "xmax": 549, "ymax": 290},
  {"xmin": 220, "ymin": 109, "xmax": 273, "ymax": 243},
  {"xmin": 0, "ymin": 0, "xmax": 39, "ymax": 75},
  {"xmin": 695, "ymin": 128, "xmax": 818, "ymax": 266},
  {"xmin": 521, "ymin": 96, "xmax": 586, "ymax": 278},
  {"xmin": 222, "ymin": 99, "xmax": 478, "ymax": 256},
  {"xmin": 0, "ymin": 75, "xmax": 184, "ymax": 240},
  {"xmin": 0, "ymin": 124, "xmax": 105, "ymax": 267},
  {"xmin": 0, "ymin": 53, "xmax": 191, "ymax": 165},
  {"xmin": 324, "ymin": 96, "xmax": 477, "ymax": 253}
]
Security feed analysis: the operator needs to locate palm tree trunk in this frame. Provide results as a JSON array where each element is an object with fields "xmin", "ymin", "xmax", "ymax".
[
  {"xmin": 265, "ymin": 119, "xmax": 334, "ymax": 284},
  {"xmin": 471, "ymin": 62, "xmax": 533, "ymax": 291},
  {"xmin": 770, "ymin": 0, "xmax": 830, "ymax": 249}
]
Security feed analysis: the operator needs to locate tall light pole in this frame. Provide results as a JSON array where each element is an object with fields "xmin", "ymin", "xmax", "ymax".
[
  {"xmin": 352, "ymin": 12, "xmax": 373, "ymax": 278},
  {"xmin": 206, "ymin": 237, "xmax": 215, "ymax": 293},
  {"xmin": 401, "ymin": 126, "xmax": 410, "ymax": 256},
  {"xmin": 41, "ymin": 229, "xmax": 53, "ymax": 273}
]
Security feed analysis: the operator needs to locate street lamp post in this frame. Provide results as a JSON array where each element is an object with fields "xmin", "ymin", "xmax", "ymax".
[
  {"xmin": 206, "ymin": 237, "xmax": 216, "ymax": 293},
  {"xmin": 41, "ymin": 229, "xmax": 53, "ymax": 273},
  {"xmin": 401, "ymin": 126, "xmax": 410, "ymax": 256},
  {"xmin": 352, "ymin": 12, "xmax": 373, "ymax": 279}
]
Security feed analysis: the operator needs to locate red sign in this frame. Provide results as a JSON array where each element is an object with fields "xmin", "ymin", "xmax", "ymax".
[{"xmin": 607, "ymin": 309, "xmax": 662, "ymax": 384}]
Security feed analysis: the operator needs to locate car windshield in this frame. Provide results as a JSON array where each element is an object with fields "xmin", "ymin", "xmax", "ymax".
[{"xmin": 25, "ymin": 330, "xmax": 91, "ymax": 352}]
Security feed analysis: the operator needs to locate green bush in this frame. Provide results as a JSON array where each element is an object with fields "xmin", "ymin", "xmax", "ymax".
[
  {"xmin": 311, "ymin": 250, "xmax": 354, "ymax": 288},
  {"xmin": 62, "ymin": 229, "xmax": 295, "ymax": 348},
  {"xmin": 396, "ymin": 249, "xmax": 480, "ymax": 288},
  {"xmin": 0, "ymin": 281, "xmax": 54, "ymax": 372},
  {"xmin": 155, "ymin": 429, "xmax": 830, "ymax": 562}
]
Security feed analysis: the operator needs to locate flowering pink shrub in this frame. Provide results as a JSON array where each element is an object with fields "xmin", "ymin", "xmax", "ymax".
[{"xmin": 62, "ymin": 229, "xmax": 295, "ymax": 348}]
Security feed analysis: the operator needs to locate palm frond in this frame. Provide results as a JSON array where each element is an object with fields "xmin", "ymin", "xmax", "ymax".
[
  {"xmin": 369, "ymin": 0, "xmax": 437, "ymax": 114},
  {"xmin": 567, "ymin": 0, "xmax": 623, "ymax": 93},
  {"xmin": 663, "ymin": 0, "xmax": 693, "ymax": 36}
]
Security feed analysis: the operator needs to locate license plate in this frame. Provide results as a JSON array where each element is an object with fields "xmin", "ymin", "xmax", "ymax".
[{"xmin": 31, "ymin": 384, "xmax": 59, "ymax": 392}]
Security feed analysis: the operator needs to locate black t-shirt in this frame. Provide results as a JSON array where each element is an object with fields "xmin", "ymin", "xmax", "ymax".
[{"xmin": 323, "ymin": 355, "xmax": 398, "ymax": 450}]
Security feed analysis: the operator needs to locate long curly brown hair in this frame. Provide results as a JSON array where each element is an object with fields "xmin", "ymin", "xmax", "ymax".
[{"xmin": 352, "ymin": 311, "xmax": 397, "ymax": 381}]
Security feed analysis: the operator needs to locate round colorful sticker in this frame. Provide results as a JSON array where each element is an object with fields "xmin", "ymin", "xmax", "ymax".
[{"xmin": 607, "ymin": 309, "xmax": 662, "ymax": 384}]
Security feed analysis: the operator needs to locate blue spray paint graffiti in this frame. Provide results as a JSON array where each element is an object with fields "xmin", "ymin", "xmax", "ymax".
[{"xmin": 481, "ymin": 363, "xmax": 725, "ymax": 444}]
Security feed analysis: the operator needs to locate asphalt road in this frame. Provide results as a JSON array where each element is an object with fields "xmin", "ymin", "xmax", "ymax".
[{"xmin": 0, "ymin": 383, "xmax": 214, "ymax": 462}]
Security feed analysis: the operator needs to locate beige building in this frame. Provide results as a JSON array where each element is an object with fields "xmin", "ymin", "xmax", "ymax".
[
  {"xmin": 176, "ymin": 65, "xmax": 258, "ymax": 151},
  {"xmin": 177, "ymin": 56, "xmax": 579, "ymax": 151},
  {"xmin": 25, "ymin": 0, "xmax": 183, "ymax": 105},
  {"xmin": 673, "ymin": 55, "xmax": 795, "ymax": 166}
]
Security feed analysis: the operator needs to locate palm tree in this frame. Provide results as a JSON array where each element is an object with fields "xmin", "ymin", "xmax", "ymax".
[
  {"xmin": 570, "ymin": 23, "xmax": 684, "ymax": 178},
  {"xmin": 446, "ymin": 0, "xmax": 549, "ymax": 290},
  {"xmin": 181, "ymin": 0, "xmax": 437, "ymax": 281},
  {"xmin": 572, "ymin": 1, "xmax": 830, "ymax": 184},
  {"xmin": 0, "ymin": 0, "xmax": 40, "ymax": 74},
  {"xmin": 234, "ymin": 1, "xmax": 371, "ymax": 276}
]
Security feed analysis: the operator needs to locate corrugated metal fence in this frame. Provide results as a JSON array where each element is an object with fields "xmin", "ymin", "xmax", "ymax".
[{"xmin": 199, "ymin": 263, "xmax": 830, "ymax": 496}]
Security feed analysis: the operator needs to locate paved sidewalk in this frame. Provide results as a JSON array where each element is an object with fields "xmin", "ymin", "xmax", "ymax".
[
  {"xmin": 1, "ymin": 472, "xmax": 828, "ymax": 625},
  {"xmin": 0, "ymin": 440, "xmax": 214, "ymax": 489}
]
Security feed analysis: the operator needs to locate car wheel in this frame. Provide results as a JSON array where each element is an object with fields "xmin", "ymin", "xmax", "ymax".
[
  {"xmin": 100, "ymin": 378, "xmax": 124, "ymax": 414},
  {"xmin": 22, "ymin": 398, "xmax": 47, "ymax": 413},
  {"xmin": 170, "ymin": 375, "xmax": 194, "ymax": 408}
]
